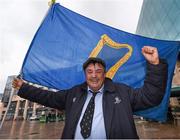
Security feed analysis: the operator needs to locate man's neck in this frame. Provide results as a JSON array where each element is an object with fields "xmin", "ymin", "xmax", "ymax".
[{"xmin": 87, "ymin": 85, "xmax": 104, "ymax": 93}]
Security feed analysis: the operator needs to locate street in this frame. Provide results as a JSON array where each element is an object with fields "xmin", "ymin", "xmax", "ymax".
[{"xmin": 0, "ymin": 119, "xmax": 180, "ymax": 139}]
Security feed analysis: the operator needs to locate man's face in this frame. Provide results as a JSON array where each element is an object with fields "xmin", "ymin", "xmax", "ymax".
[{"xmin": 85, "ymin": 63, "xmax": 106, "ymax": 92}]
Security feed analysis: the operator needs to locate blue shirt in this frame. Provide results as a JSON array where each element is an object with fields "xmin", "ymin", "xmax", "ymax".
[{"xmin": 74, "ymin": 85, "xmax": 106, "ymax": 139}]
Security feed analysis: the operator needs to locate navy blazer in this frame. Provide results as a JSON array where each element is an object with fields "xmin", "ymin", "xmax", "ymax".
[{"xmin": 18, "ymin": 60, "xmax": 168, "ymax": 139}]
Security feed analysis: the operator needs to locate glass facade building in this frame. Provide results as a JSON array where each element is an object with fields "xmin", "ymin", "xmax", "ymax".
[{"xmin": 136, "ymin": 0, "xmax": 180, "ymax": 41}]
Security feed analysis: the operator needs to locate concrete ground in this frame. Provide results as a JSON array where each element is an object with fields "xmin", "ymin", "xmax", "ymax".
[{"xmin": 0, "ymin": 119, "xmax": 179, "ymax": 139}]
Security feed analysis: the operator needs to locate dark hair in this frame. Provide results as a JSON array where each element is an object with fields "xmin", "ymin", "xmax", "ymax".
[{"xmin": 83, "ymin": 57, "xmax": 106, "ymax": 71}]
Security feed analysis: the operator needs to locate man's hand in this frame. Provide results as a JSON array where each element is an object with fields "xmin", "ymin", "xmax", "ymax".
[
  {"xmin": 12, "ymin": 78, "xmax": 24, "ymax": 90},
  {"xmin": 141, "ymin": 46, "xmax": 160, "ymax": 65}
]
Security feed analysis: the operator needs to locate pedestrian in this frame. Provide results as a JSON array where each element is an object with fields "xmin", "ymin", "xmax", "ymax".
[{"xmin": 12, "ymin": 46, "xmax": 168, "ymax": 139}]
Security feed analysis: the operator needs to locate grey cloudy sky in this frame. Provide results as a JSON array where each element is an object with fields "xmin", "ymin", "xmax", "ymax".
[{"xmin": 0, "ymin": 0, "xmax": 143, "ymax": 93}]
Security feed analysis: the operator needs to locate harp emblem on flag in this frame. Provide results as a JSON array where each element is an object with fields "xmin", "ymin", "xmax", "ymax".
[{"xmin": 89, "ymin": 34, "xmax": 133, "ymax": 79}]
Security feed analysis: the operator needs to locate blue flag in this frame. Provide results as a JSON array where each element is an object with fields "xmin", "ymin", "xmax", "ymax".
[{"xmin": 21, "ymin": 3, "xmax": 180, "ymax": 122}]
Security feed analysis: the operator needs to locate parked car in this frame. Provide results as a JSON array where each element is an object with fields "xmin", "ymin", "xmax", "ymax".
[{"xmin": 29, "ymin": 115, "xmax": 39, "ymax": 121}]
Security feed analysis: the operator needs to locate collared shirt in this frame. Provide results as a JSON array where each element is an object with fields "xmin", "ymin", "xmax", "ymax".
[{"xmin": 74, "ymin": 85, "xmax": 106, "ymax": 139}]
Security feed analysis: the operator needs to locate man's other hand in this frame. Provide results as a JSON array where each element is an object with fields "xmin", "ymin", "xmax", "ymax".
[
  {"xmin": 142, "ymin": 46, "xmax": 160, "ymax": 65},
  {"xmin": 12, "ymin": 78, "xmax": 24, "ymax": 90}
]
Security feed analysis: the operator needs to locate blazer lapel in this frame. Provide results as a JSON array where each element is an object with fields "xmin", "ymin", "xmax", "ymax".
[
  {"xmin": 69, "ymin": 83, "xmax": 87, "ymax": 133},
  {"xmin": 103, "ymin": 92, "xmax": 115, "ymax": 138},
  {"xmin": 72, "ymin": 92, "xmax": 87, "ymax": 121},
  {"xmin": 103, "ymin": 78, "xmax": 116, "ymax": 138}
]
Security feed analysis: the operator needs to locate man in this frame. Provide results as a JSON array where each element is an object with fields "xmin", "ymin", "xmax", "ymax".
[{"xmin": 13, "ymin": 46, "xmax": 168, "ymax": 139}]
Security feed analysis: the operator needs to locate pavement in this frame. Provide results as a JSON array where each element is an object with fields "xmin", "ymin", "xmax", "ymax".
[{"xmin": 0, "ymin": 119, "xmax": 180, "ymax": 139}]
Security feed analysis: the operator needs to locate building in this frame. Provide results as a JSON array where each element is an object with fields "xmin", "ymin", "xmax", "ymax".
[{"xmin": 136, "ymin": 0, "xmax": 180, "ymax": 41}]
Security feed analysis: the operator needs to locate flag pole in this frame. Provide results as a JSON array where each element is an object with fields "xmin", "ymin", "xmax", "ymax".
[
  {"xmin": 48, "ymin": 0, "xmax": 56, "ymax": 6},
  {"xmin": 0, "ymin": 87, "xmax": 15, "ymax": 129},
  {"xmin": 0, "ymin": 0, "xmax": 56, "ymax": 129},
  {"xmin": 0, "ymin": 0, "xmax": 57, "ymax": 130}
]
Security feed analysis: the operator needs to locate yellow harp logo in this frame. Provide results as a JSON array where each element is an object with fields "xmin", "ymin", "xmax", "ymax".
[{"xmin": 89, "ymin": 34, "xmax": 133, "ymax": 79}]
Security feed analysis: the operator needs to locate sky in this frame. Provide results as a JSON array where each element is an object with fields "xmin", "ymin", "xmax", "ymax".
[{"xmin": 0, "ymin": 0, "xmax": 143, "ymax": 93}]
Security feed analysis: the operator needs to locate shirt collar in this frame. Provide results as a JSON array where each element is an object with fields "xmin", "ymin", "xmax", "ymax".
[{"xmin": 87, "ymin": 84, "xmax": 104, "ymax": 94}]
